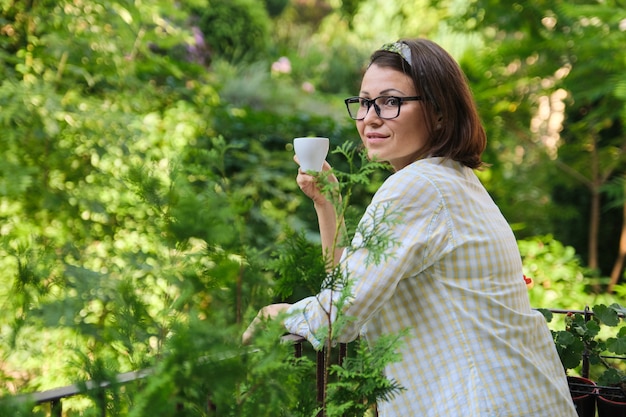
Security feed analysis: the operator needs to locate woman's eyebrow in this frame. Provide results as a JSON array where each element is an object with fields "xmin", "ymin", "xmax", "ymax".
[{"xmin": 360, "ymin": 88, "xmax": 407, "ymax": 96}]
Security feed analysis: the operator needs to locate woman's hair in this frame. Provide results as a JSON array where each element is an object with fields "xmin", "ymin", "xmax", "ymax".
[{"xmin": 368, "ymin": 38, "xmax": 487, "ymax": 169}]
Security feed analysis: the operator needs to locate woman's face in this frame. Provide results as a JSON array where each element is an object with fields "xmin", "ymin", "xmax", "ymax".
[{"xmin": 357, "ymin": 64, "xmax": 430, "ymax": 171}]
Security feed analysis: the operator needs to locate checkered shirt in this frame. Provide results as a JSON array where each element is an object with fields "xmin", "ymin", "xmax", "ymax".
[{"xmin": 285, "ymin": 157, "xmax": 577, "ymax": 416}]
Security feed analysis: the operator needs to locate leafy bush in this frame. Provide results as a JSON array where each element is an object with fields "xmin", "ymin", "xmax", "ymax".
[
  {"xmin": 4, "ymin": 0, "xmax": 625, "ymax": 415},
  {"xmin": 540, "ymin": 304, "xmax": 626, "ymax": 400},
  {"xmin": 519, "ymin": 235, "xmax": 612, "ymax": 309},
  {"xmin": 195, "ymin": 0, "xmax": 272, "ymax": 63},
  {"xmin": 262, "ymin": 0, "xmax": 289, "ymax": 17}
]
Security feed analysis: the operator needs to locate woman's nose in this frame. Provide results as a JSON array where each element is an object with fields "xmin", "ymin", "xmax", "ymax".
[{"xmin": 361, "ymin": 103, "xmax": 381, "ymax": 123}]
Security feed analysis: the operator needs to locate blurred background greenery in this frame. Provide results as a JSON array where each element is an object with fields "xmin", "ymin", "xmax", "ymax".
[{"xmin": 1, "ymin": 0, "xmax": 625, "ymax": 415}]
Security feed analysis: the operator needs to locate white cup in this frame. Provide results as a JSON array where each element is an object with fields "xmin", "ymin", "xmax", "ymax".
[{"xmin": 293, "ymin": 137, "xmax": 329, "ymax": 172}]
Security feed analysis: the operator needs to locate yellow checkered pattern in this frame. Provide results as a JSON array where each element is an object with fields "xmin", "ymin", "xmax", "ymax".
[{"xmin": 285, "ymin": 157, "xmax": 578, "ymax": 416}]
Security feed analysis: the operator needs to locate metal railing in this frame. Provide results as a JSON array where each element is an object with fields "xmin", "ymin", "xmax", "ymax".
[
  {"xmin": 4, "ymin": 307, "xmax": 625, "ymax": 416},
  {"xmin": 6, "ymin": 335, "xmax": 347, "ymax": 417},
  {"xmin": 8, "ymin": 369, "xmax": 154, "ymax": 417}
]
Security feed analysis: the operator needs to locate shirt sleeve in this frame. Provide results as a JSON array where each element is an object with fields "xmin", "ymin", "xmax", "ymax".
[{"xmin": 284, "ymin": 169, "xmax": 454, "ymax": 348}]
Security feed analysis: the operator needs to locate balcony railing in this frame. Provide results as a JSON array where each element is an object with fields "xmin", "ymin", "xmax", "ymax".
[
  {"xmin": 3, "ymin": 307, "xmax": 625, "ymax": 416},
  {"xmin": 10, "ymin": 369, "xmax": 153, "ymax": 417},
  {"xmin": 5, "ymin": 334, "xmax": 347, "ymax": 417}
]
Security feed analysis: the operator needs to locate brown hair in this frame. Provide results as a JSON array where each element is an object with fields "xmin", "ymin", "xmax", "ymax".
[{"xmin": 368, "ymin": 38, "xmax": 487, "ymax": 169}]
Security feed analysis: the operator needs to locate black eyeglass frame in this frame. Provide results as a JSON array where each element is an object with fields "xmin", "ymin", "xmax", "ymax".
[{"xmin": 344, "ymin": 95, "xmax": 424, "ymax": 121}]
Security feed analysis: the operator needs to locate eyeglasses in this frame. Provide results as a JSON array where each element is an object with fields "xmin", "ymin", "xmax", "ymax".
[{"xmin": 344, "ymin": 95, "xmax": 423, "ymax": 121}]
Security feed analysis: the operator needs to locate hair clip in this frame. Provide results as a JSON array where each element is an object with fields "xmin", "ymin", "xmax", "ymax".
[{"xmin": 380, "ymin": 41, "xmax": 412, "ymax": 66}]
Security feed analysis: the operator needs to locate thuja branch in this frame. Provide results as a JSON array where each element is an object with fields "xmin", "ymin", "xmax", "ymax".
[
  {"xmin": 317, "ymin": 143, "xmax": 390, "ymax": 267},
  {"xmin": 310, "ymin": 143, "xmax": 399, "ymax": 415}
]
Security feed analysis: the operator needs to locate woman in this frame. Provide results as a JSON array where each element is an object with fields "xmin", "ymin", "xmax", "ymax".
[{"xmin": 244, "ymin": 38, "xmax": 577, "ymax": 416}]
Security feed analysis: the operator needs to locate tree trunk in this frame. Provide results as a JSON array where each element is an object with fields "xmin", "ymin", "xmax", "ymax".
[
  {"xmin": 588, "ymin": 187, "xmax": 600, "ymax": 271},
  {"xmin": 608, "ymin": 181, "xmax": 626, "ymax": 293},
  {"xmin": 587, "ymin": 136, "xmax": 600, "ymax": 271}
]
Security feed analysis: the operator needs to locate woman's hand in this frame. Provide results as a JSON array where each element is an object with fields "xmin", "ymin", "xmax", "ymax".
[
  {"xmin": 294, "ymin": 155, "xmax": 345, "ymax": 267},
  {"xmin": 294, "ymin": 155, "xmax": 338, "ymax": 206},
  {"xmin": 242, "ymin": 303, "xmax": 292, "ymax": 345}
]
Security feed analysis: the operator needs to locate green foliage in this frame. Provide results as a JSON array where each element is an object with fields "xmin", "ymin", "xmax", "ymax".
[
  {"xmin": 554, "ymin": 312, "xmax": 600, "ymax": 371},
  {"xmin": 301, "ymin": 36, "xmax": 369, "ymax": 95},
  {"xmin": 262, "ymin": 0, "xmax": 290, "ymax": 17},
  {"xmin": 266, "ymin": 141, "xmax": 405, "ymax": 413},
  {"xmin": 541, "ymin": 303, "xmax": 626, "ymax": 391},
  {"xmin": 520, "ymin": 234, "xmax": 624, "ymax": 311},
  {"xmin": 124, "ymin": 316, "xmax": 316, "ymax": 417},
  {"xmin": 270, "ymin": 143, "xmax": 392, "ymax": 300},
  {"xmin": 1, "ymin": 3, "xmax": 275, "ymax": 413},
  {"xmin": 326, "ymin": 335, "xmax": 406, "ymax": 417},
  {"xmin": 520, "ymin": 235, "xmax": 598, "ymax": 308},
  {"xmin": 270, "ymin": 228, "xmax": 329, "ymax": 300},
  {"xmin": 0, "ymin": 396, "xmax": 41, "ymax": 417},
  {"xmin": 2, "ymin": 0, "xmax": 626, "ymax": 415},
  {"xmin": 602, "ymin": 174, "xmax": 626, "ymax": 210},
  {"xmin": 195, "ymin": 0, "xmax": 272, "ymax": 63},
  {"xmin": 451, "ymin": 0, "xmax": 626, "ymax": 278},
  {"xmin": 338, "ymin": 0, "xmax": 364, "ymax": 24}
]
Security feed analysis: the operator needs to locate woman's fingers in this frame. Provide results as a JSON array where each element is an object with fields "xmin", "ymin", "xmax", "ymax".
[
  {"xmin": 242, "ymin": 303, "xmax": 292, "ymax": 344},
  {"xmin": 297, "ymin": 172, "xmax": 326, "ymax": 203},
  {"xmin": 294, "ymin": 154, "xmax": 333, "ymax": 173},
  {"xmin": 242, "ymin": 318, "xmax": 260, "ymax": 345}
]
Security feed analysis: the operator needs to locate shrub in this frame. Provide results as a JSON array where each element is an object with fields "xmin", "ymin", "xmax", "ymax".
[{"xmin": 195, "ymin": 0, "xmax": 271, "ymax": 63}]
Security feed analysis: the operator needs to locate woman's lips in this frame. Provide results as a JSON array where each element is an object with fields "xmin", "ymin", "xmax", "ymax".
[{"xmin": 366, "ymin": 134, "xmax": 388, "ymax": 145}]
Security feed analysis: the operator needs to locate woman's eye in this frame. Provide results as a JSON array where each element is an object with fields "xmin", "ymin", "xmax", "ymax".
[
  {"xmin": 383, "ymin": 97, "xmax": 399, "ymax": 106},
  {"xmin": 359, "ymin": 99, "xmax": 370, "ymax": 108}
]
